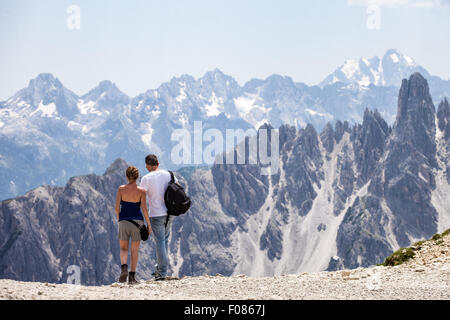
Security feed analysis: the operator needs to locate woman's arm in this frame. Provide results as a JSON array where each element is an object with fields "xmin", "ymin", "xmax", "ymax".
[
  {"xmin": 140, "ymin": 189, "xmax": 152, "ymax": 235},
  {"xmin": 115, "ymin": 187, "xmax": 122, "ymax": 221}
]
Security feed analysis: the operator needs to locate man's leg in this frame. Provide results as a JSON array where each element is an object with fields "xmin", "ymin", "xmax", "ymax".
[
  {"xmin": 164, "ymin": 216, "xmax": 173, "ymax": 259},
  {"xmin": 150, "ymin": 216, "xmax": 169, "ymax": 277}
]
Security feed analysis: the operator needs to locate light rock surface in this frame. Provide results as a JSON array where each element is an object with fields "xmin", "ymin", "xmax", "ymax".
[{"xmin": 1, "ymin": 233, "xmax": 448, "ymax": 300}]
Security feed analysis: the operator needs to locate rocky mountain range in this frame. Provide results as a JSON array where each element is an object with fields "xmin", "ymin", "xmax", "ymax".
[
  {"xmin": 0, "ymin": 72, "xmax": 448, "ymax": 285},
  {"xmin": 1, "ymin": 49, "xmax": 450, "ymax": 201},
  {"xmin": 321, "ymin": 48, "xmax": 450, "ymax": 103},
  {"xmin": 174, "ymin": 73, "xmax": 449, "ymax": 277}
]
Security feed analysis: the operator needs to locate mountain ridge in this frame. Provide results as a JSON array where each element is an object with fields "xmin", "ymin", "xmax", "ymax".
[
  {"xmin": 1, "ymin": 72, "xmax": 448, "ymax": 285},
  {"xmin": 0, "ymin": 49, "xmax": 449, "ymax": 236}
]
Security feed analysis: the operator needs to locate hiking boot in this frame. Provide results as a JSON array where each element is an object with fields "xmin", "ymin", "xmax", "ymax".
[
  {"xmin": 154, "ymin": 273, "xmax": 166, "ymax": 281},
  {"xmin": 128, "ymin": 271, "xmax": 138, "ymax": 284},
  {"xmin": 119, "ymin": 264, "xmax": 128, "ymax": 283}
]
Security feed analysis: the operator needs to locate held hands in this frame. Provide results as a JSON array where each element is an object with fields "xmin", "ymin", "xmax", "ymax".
[{"xmin": 146, "ymin": 221, "xmax": 152, "ymax": 236}]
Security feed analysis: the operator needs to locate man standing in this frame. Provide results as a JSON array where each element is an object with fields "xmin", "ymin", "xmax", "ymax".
[{"xmin": 140, "ymin": 154, "xmax": 177, "ymax": 281}]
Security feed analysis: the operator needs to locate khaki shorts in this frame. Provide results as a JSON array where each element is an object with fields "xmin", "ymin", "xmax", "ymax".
[{"xmin": 118, "ymin": 220, "xmax": 144, "ymax": 241}]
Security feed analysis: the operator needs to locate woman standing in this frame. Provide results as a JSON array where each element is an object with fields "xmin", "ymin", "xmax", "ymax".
[{"xmin": 115, "ymin": 166, "xmax": 151, "ymax": 284}]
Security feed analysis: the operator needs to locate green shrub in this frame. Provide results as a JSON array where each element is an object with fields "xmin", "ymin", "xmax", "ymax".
[
  {"xmin": 382, "ymin": 247, "xmax": 415, "ymax": 266},
  {"xmin": 431, "ymin": 233, "xmax": 442, "ymax": 241},
  {"xmin": 380, "ymin": 229, "xmax": 449, "ymax": 268},
  {"xmin": 413, "ymin": 240, "xmax": 425, "ymax": 247}
]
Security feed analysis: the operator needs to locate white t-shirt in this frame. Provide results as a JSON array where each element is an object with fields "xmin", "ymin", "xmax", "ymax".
[{"xmin": 139, "ymin": 169, "xmax": 178, "ymax": 217}]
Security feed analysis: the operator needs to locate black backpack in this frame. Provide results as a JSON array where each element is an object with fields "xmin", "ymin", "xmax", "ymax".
[{"xmin": 164, "ymin": 171, "xmax": 191, "ymax": 216}]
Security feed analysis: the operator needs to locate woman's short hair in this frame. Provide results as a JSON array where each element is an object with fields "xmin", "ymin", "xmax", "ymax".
[{"xmin": 126, "ymin": 166, "xmax": 139, "ymax": 181}]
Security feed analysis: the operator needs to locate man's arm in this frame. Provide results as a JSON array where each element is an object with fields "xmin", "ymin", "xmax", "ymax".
[
  {"xmin": 139, "ymin": 177, "xmax": 150, "ymax": 208},
  {"xmin": 139, "ymin": 176, "xmax": 147, "ymax": 191}
]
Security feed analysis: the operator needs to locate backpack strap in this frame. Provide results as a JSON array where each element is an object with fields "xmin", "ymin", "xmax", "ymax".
[
  {"xmin": 168, "ymin": 170, "xmax": 175, "ymax": 183},
  {"xmin": 127, "ymin": 220, "xmax": 142, "ymax": 230}
]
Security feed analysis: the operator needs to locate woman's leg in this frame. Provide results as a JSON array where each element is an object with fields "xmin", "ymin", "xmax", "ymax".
[
  {"xmin": 119, "ymin": 239, "xmax": 129, "ymax": 282},
  {"xmin": 120, "ymin": 240, "xmax": 129, "ymax": 265},
  {"xmin": 130, "ymin": 240, "xmax": 140, "ymax": 272}
]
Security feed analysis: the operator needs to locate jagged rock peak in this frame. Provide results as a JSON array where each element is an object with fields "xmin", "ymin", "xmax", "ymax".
[
  {"xmin": 258, "ymin": 122, "xmax": 274, "ymax": 131},
  {"xmin": 200, "ymin": 68, "xmax": 241, "ymax": 91},
  {"xmin": 362, "ymin": 108, "xmax": 389, "ymax": 133},
  {"xmin": 202, "ymin": 67, "xmax": 227, "ymax": 79},
  {"xmin": 278, "ymin": 124, "xmax": 297, "ymax": 148},
  {"xmin": 363, "ymin": 107, "xmax": 379, "ymax": 121},
  {"xmin": 383, "ymin": 48, "xmax": 416, "ymax": 66},
  {"xmin": 16, "ymin": 73, "xmax": 80, "ymax": 117},
  {"xmin": 394, "ymin": 73, "xmax": 436, "ymax": 164},
  {"xmin": 438, "ymin": 97, "xmax": 449, "ymax": 110},
  {"xmin": 295, "ymin": 123, "xmax": 321, "ymax": 161},
  {"xmin": 437, "ymin": 98, "xmax": 450, "ymax": 122},
  {"xmin": 264, "ymin": 74, "xmax": 295, "ymax": 87},
  {"xmin": 396, "ymin": 73, "xmax": 435, "ymax": 127},
  {"xmin": 91, "ymin": 80, "xmax": 119, "ymax": 94},
  {"xmin": 320, "ymin": 122, "xmax": 335, "ymax": 154},
  {"xmin": 437, "ymin": 98, "xmax": 450, "ymax": 136},
  {"xmin": 104, "ymin": 158, "xmax": 129, "ymax": 176},
  {"xmin": 24, "ymin": 73, "xmax": 67, "ymax": 100},
  {"xmin": 334, "ymin": 120, "xmax": 351, "ymax": 143},
  {"xmin": 81, "ymin": 80, "xmax": 129, "ymax": 103},
  {"xmin": 170, "ymin": 73, "xmax": 196, "ymax": 84},
  {"xmin": 28, "ymin": 73, "xmax": 62, "ymax": 90}
]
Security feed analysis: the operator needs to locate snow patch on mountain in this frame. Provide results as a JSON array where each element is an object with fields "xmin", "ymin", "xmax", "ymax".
[
  {"xmin": 390, "ymin": 53, "xmax": 400, "ymax": 63},
  {"xmin": 404, "ymin": 55, "xmax": 415, "ymax": 66},
  {"xmin": 30, "ymin": 102, "xmax": 57, "ymax": 117},
  {"xmin": 304, "ymin": 108, "xmax": 331, "ymax": 118},
  {"xmin": 67, "ymin": 120, "xmax": 84, "ymax": 132},
  {"xmin": 204, "ymin": 92, "xmax": 223, "ymax": 117},
  {"xmin": 341, "ymin": 60, "xmax": 360, "ymax": 79},
  {"xmin": 151, "ymin": 105, "xmax": 161, "ymax": 118},
  {"xmin": 233, "ymin": 94, "xmax": 271, "ymax": 129},
  {"xmin": 234, "ymin": 94, "xmax": 260, "ymax": 115},
  {"xmin": 320, "ymin": 49, "xmax": 420, "ymax": 87},
  {"xmin": 16, "ymin": 100, "xmax": 30, "ymax": 109},
  {"xmin": 140, "ymin": 123, "xmax": 154, "ymax": 147},
  {"xmin": 176, "ymin": 87, "xmax": 187, "ymax": 103},
  {"xmin": 78, "ymin": 100, "xmax": 102, "ymax": 115}
]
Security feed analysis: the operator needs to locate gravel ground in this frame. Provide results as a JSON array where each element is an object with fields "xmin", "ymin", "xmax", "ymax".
[{"xmin": 1, "ymin": 234, "xmax": 449, "ymax": 300}]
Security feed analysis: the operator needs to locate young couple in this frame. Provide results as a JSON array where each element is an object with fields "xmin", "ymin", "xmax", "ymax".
[{"xmin": 114, "ymin": 154, "xmax": 178, "ymax": 284}]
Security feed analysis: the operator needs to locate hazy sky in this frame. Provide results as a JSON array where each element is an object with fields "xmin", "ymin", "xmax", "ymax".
[{"xmin": 0, "ymin": 0, "xmax": 449, "ymax": 100}]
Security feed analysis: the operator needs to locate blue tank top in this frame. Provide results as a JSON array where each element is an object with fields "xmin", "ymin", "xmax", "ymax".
[{"xmin": 119, "ymin": 200, "xmax": 144, "ymax": 221}]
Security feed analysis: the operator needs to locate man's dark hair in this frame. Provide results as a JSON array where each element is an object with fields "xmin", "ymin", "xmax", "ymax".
[{"xmin": 145, "ymin": 154, "xmax": 159, "ymax": 166}]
